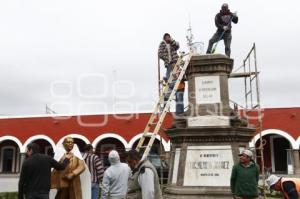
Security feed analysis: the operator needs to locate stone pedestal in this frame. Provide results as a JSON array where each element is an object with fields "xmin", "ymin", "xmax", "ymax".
[{"xmin": 163, "ymin": 54, "xmax": 256, "ymax": 199}]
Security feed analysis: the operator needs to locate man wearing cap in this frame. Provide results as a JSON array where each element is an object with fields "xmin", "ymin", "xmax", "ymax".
[
  {"xmin": 206, "ymin": 3, "xmax": 238, "ymax": 57},
  {"xmin": 266, "ymin": 174, "xmax": 300, "ymax": 199},
  {"xmin": 230, "ymin": 149, "xmax": 260, "ymax": 199}
]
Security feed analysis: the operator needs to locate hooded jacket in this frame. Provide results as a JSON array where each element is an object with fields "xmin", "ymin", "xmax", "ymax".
[
  {"xmin": 158, "ymin": 40, "xmax": 180, "ymax": 66},
  {"xmin": 102, "ymin": 150, "xmax": 131, "ymax": 199},
  {"xmin": 230, "ymin": 160, "xmax": 259, "ymax": 197},
  {"xmin": 215, "ymin": 9, "xmax": 238, "ymax": 33}
]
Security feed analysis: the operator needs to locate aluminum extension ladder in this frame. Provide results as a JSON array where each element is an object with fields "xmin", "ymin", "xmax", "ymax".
[{"xmin": 136, "ymin": 51, "xmax": 193, "ymax": 160}]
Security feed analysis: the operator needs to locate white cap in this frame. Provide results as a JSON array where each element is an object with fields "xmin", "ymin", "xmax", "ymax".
[
  {"xmin": 239, "ymin": 149, "xmax": 253, "ymax": 158},
  {"xmin": 266, "ymin": 175, "xmax": 281, "ymax": 188}
]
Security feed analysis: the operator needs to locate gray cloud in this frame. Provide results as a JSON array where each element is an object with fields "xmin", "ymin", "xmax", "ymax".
[{"xmin": 0, "ymin": 0, "xmax": 299, "ymax": 116}]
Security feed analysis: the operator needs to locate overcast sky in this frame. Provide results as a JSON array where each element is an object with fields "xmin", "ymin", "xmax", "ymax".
[{"xmin": 0, "ymin": 0, "xmax": 299, "ymax": 116}]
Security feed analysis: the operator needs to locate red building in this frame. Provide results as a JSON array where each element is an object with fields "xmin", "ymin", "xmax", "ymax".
[{"xmin": 0, "ymin": 107, "xmax": 300, "ymax": 175}]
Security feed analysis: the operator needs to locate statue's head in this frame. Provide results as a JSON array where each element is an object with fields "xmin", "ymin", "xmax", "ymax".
[{"xmin": 63, "ymin": 137, "xmax": 74, "ymax": 152}]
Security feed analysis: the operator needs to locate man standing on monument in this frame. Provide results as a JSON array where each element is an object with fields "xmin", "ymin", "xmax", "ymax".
[
  {"xmin": 206, "ymin": 3, "xmax": 238, "ymax": 57},
  {"xmin": 126, "ymin": 150, "xmax": 163, "ymax": 199},
  {"xmin": 230, "ymin": 149, "xmax": 259, "ymax": 199},
  {"xmin": 51, "ymin": 137, "xmax": 91, "ymax": 199}
]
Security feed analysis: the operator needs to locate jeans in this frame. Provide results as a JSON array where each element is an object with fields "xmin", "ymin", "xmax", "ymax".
[
  {"xmin": 27, "ymin": 193, "xmax": 49, "ymax": 199},
  {"xmin": 163, "ymin": 64, "xmax": 175, "ymax": 108},
  {"xmin": 92, "ymin": 182, "xmax": 100, "ymax": 199},
  {"xmin": 165, "ymin": 64, "xmax": 172, "ymax": 81},
  {"xmin": 175, "ymin": 89, "xmax": 184, "ymax": 115},
  {"xmin": 206, "ymin": 31, "xmax": 232, "ymax": 57}
]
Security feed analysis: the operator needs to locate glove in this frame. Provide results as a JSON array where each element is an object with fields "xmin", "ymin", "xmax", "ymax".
[{"xmin": 223, "ymin": 26, "xmax": 229, "ymax": 31}]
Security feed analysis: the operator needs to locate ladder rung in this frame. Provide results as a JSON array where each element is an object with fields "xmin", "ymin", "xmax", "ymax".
[
  {"xmin": 142, "ymin": 132, "xmax": 154, "ymax": 137},
  {"xmin": 252, "ymin": 104, "xmax": 259, "ymax": 109},
  {"xmin": 148, "ymin": 122, "xmax": 157, "ymax": 126},
  {"xmin": 250, "ymin": 76, "xmax": 256, "ymax": 82},
  {"xmin": 138, "ymin": 146, "xmax": 147, "ymax": 149},
  {"xmin": 246, "ymin": 91, "xmax": 252, "ymax": 96}
]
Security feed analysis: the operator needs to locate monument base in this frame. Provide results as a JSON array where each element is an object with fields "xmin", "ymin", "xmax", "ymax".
[
  {"xmin": 164, "ymin": 186, "xmax": 233, "ymax": 199},
  {"xmin": 163, "ymin": 126, "xmax": 255, "ymax": 199}
]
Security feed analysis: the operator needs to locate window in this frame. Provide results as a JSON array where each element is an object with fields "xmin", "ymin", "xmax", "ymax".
[
  {"xmin": 1, "ymin": 146, "xmax": 16, "ymax": 173},
  {"xmin": 100, "ymin": 144, "xmax": 116, "ymax": 167}
]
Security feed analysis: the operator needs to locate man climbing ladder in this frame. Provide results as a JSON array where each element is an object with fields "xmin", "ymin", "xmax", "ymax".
[
  {"xmin": 158, "ymin": 33, "xmax": 185, "ymax": 115},
  {"xmin": 136, "ymin": 51, "xmax": 193, "ymax": 160}
]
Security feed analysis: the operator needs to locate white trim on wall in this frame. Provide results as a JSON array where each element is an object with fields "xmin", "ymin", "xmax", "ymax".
[
  {"xmin": 128, "ymin": 133, "xmax": 169, "ymax": 151},
  {"xmin": 92, "ymin": 133, "xmax": 129, "ymax": 149},
  {"xmin": 22, "ymin": 135, "xmax": 56, "ymax": 153},
  {"xmin": 0, "ymin": 136, "xmax": 22, "ymax": 151},
  {"xmin": 249, "ymin": 129, "xmax": 297, "ymax": 149}
]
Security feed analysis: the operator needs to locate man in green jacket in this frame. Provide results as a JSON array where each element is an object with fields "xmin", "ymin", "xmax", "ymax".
[{"xmin": 230, "ymin": 149, "xmax": 259, "ymax": 199}]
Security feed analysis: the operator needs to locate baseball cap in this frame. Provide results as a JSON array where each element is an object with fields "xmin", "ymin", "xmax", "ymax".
[
  {"xmin": 238, "ymin": 149, "xmax": 253, "ymax": 158},
  {"xmin": 266, "ymin": 175, "xmax": 281, "ymax": 188}
]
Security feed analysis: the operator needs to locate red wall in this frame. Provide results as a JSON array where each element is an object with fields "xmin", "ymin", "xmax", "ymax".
[
  {"xmin": 0, "ymin": 113, "xmax": 173, "ymax": 143},
  {"xmin": 1, "ymin": 107, "xmax": 300, "ymax": 144},
  {"xmin": 243, "ymin": 107, "xmax": 300, "ymax": 139}
]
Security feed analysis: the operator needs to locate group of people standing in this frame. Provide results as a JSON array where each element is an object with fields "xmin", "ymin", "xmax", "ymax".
[
  {"xmin": 17, "ymin": 3, "xmax": 300, "ymax": 199},
  {"xmin": 18, "ymin": 137, "xmax": 162, "ymax": 199}
]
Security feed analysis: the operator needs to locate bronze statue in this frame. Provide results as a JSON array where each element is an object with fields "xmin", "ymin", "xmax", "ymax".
[{"xmin": 51, "ymin": 137, "xmax": 86, "ymax": 199}]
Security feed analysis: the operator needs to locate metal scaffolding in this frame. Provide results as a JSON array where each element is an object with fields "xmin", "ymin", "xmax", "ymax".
[{"xmin": 230, "ymin": 43, "xmax": 266, "ymax": 198}]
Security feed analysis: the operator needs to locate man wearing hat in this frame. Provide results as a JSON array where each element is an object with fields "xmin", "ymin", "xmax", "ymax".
[
  {"xmin": 230, "ymin": 149, "xmax": 260, "ymax": 199},
  {"xmin": 267, "ymin": 174, "xmax": 300, "ymax": 199}
]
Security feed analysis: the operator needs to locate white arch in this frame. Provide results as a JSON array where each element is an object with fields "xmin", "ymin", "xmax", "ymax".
[
  {"xmin": 0, "ymin": 136, "xmax": 22, "ymax": 151},
  {"xmin": 249, "ymin": 129, "xmax": 297, "ymax": 149},
  {"xmin": 56, "ymin": 134, "xmax": 90, "ymax": 146},
  {"xmin": 22, "ymin": 135, "xmax": 56, "ymax": 153},
  {"xmin": 128, "ymin": 133, "xmax": 170, "ymax": 151},
  {"xmin": 92, "ymin": 133, "xmax": 129, "ymax": 149},
  {"xmin": 294, "ymin": 137, "xmax": 300, "ymax": 149}
]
